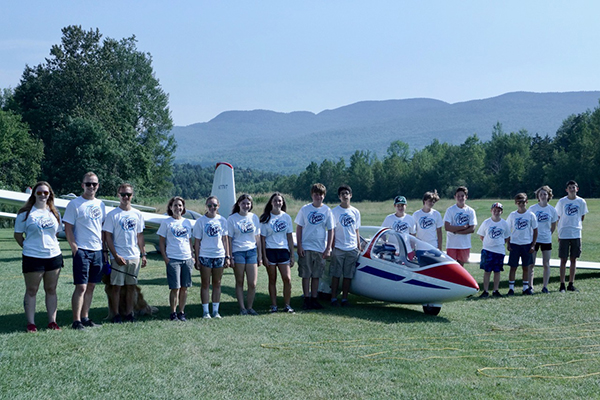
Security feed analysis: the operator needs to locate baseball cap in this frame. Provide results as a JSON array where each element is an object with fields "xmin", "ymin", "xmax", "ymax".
[
  {"xmin": 394, "ymin": 196, "xmax": 407, "ymax": 205},
  {"xmin": 491, "ymin": 202, "xmax": 503, "ymax": 210}
]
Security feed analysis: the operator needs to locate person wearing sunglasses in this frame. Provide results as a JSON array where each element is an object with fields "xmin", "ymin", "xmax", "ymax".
[
  {"xmin": 14, "ymin": 181, "xmax": 63, "ymax": 332},
  {"xmin": 102, "ymin": 183, "xmax": 146, "ymax": 323},
  {"xmin": 193, "ymin": 196, "xmax": 230, "ymax": 319},
  {"xmin": 63, "ymin": 172, "xmax": 106, "ymax": 330}
]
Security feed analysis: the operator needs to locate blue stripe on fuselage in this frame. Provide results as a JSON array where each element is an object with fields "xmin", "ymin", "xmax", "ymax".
[{"xmin": 358, "ymin": 265, "xmax": 449, "ymax": 290}]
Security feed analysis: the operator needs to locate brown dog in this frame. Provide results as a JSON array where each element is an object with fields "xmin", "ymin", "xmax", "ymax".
[{"xmin": 102, "ymin": 274, "xmax": 158, "ymax": 319}]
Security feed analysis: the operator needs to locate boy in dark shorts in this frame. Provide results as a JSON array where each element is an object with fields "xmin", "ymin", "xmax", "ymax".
[
  {"xmin": 477, "ymin": 203, "xmax": 510, "ymax": 298},
  {"xmin": 506, "ymin": 193, "xmax": 538, "ymax": 295}
]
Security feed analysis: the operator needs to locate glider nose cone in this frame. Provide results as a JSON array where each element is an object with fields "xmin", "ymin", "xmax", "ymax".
[{"xmin": 417, "ymin": 263, "xmax": 480, "ymax": 291}]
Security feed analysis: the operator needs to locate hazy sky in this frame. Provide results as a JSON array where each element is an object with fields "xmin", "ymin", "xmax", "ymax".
[{"xmin": 2, "ymin": 1, "xmax": 599, "ymax": 126}]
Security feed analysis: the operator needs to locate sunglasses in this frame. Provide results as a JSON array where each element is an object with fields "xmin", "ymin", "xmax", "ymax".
[
  {"xmin": 36, "ymin": 191, "xmax": 49, "ymax": 196},
  {"xmin": 207, "ymin": 204, "xmax": 219, "ymax": 208},
  {"xmin": 84, "ymin": 182, "xmax": 98, "ymax": 187},
  {"xmin": 119, "ymin": 192, "xmax": 133, "ymax": 198}
]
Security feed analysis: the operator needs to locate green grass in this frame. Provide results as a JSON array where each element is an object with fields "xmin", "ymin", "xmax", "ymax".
[{"xmin": 1, "ymin": 199, "xmax": 599, "ymax": 399}]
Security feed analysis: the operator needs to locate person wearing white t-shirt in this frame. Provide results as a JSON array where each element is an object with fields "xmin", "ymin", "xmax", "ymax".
[
  {"xmin": 556, "ymin": 180, "xmax": 589, "ymax": 292},
  {"xmin": 193, "ymin": 196, "xmax": 230, "ymax": 319},
  {"xmin": 14, "ymin": 181, "xmax": 63, "ymax": 332},
  {"xmin": 102, "ymin": 183, "xmax": 146, "ymax": 323},
  {"xmin": 330, "ymin": 185, "xmax": 361, "ymax": 307},
  {"xmin": 260, "ymin": 192, "xmax": 295, "ymax": 314},
  {"xmin": 528, "ymin": 185, "xmax": 558, "ymax": 294},
  {"xmin": 295, "ymin": 183, "xmax": 334, "ymax": 310},
  {"xmin": 382, "ymin": 196, "xmax": 416, "ymax": 243},
  {"xmin": 158, "ymin": 196, "xmax": 194, "ymax": 322},
  {"xmin": 506, "ymin": 193, "xmax": 538, "ymax": 296},
  {"xmin": 443, "ymin": 186, "xmax": 477, "ymax": 266},
  {"xmin": 63, "ymin": 172, "xmax": 106, "ymax": 330},
  {"xmin": 476, "ymin": 202, "xmax": 510, "ymax": 298},
  {"xmin": 413, "ymin": 190, "xmax": 443, "ymax": 250},
  {"xmin": 226, "ymin": 194, "xmax": 262, "ymax": 316}
]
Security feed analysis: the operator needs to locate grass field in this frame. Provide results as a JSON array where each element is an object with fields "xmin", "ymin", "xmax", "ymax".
[{"xmin": 1, "ymin": 198, "xmax": 599, "ymax": 399}]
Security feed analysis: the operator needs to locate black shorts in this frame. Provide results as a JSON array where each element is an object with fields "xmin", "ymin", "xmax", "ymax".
[
  {"xmin": 265, "ymin": 248, "xmax": 291, "ymax": 265},
  {"xmin": 22, "ymin": 254, "xmax": 63, "ymax": 274},
  {"xmin": 534, "ymin": 242, "xmax": 552, "ymax": 252},
  {"xmin": 558, "ymin": 238, "xmax": 582, "ymax": 259}
]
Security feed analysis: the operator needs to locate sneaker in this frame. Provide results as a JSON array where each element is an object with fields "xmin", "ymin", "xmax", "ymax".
[
  {"xmin": 330, "ymin": 299, "xmax": 339, "ymax": 307},
  {"xmin": 559, "ymin": 283, "xmax": 566, "ymax": 293},
  {"xmin": 247, "ymin": 308, "xmax": 259, "ymax": 316},
  {"xmin": 125, "ymin": 314, "xmax": 136, "ymax": 323},
  {"xmin": 541, "ymin": 287, "xmax": 549, "ymax": 294},
  {"xmin": 567, "ymin": 283, "xmax": 577, "ymax": 292},
  {"xmin": 282, "ymin": 305, "xmax": 295, "ymax": 314},
  {"xmin": 26, "ymin": 323, "xmax": 37, "ymax": 333},
  {"xmin": 211, "ymin": 312, "xmax": 222, "ymax": 319},
  {"xmin": 302, "ymin": 298, "xmax": 312, "ymax": 310},
  {"xmin": 81, "ymin": 318, "xmax": 100, "ymax": 328},
  {"xmin": 311, "ymin": 298, "xmax": 324, "ymax": 310},
  {"xmin": 506, "ymin": 289, "xmax": 514, "ymax": 296},
  {"xmin": 203, "ymin": 312, "xmax": 212, "ymax": 319},
  {"xmin": 341, "ymin": 300, "xmax": 350, "ymax": 307},
  {"xmin": 112, "ymin": 314, "xmax": 123, "ymax": 324},
  {"xmin": 240, "ymin": 309, "xmax": 248, "ymax": 316},
  {"xmin": 177, "ymin": 312, "xmax": 187, "ymax": 322},
  {"xmin": 71, "ymin": 320, "xmax": 85, "ymax": 330},
  {"xmin": 479, "ymin": 291, "xmax": 490, "ymax": 298},
  {"xmin": 270, "ymin": 305, "xmax": 278, "ymax": 313},
  {"xmin": 47, "ymin": 322, "xmax": 61, "ymax": 330},
  {"xmin": 170, "ymin": 312, "xmax": 178, "ymax": 321},
  {"xmin": 492, "ymin": 290, "xmax": 503, "ymax": 298},
  {"xmin": 522, "ymin": 288, "xmax": 533, "ymax": 295}
]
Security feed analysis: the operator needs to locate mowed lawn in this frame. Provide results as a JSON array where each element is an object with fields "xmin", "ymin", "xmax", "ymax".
[{"xmin": 1, "ymin": 198, "xmax": 599, "ymax": 399}]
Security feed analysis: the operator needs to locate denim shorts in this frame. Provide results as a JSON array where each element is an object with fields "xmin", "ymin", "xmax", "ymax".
[
  {"xmin": 198, "ymin": 257, "xmax": 225, "ymax": 269},
  {"xmin": 166, "ymin": 258, "xmax": 193, "ymax": 289},
  {"xmin": 73, "ymin": 249, "xmax": 103, "ymax": 285},
  {"xmin": 232, "ymin": 247, "xmax": 257, "ymax": 264}
]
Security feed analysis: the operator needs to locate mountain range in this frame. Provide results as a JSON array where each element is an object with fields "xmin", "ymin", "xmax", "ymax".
[{"xmin": 172, "ymin": 91, "xmax": 600, "ymax": 174}]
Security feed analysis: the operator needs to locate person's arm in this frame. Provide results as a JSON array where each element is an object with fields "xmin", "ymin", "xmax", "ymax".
[
  {"xmin": 159, "ymin": 236, "xmax": 169, "ymax": 265},
  {"xmin": 14, "ymin": 232, "xmax": 24, "ymax": 248},
  {"xmin": 64, "ymin": 222, "xmax": 78, "ymax": 254},
  {"xmin": 550, "ymin": 221, "xmax": 557, "ymax": 234},
  {"xmin": 323, "ymin": 229, "xmax": 333, "ymax": 259},
  {"xmin": 222, "ymin": 235, "xmax": 230, "ymax": 268},
  {"xmin": 479, "ymin": 235, "xmax": 484, "ymax": 241},
  {"xmin": 105, "ymin": 232, "xmax": 126, "ymax": 266},
  {"xmin": 286, "ymin": 232, "xmax": 295, "ymax": 267},
  {"xmin": 530, "ymin": 228, "xmax": 538, "ymax": 254},
  {"xmin": 296, "ymin": 225, "xmax": 304, "ymax": 257},
  {"xmin": 260, "ymin": 236, "xmax": 268, "ymax": 267},
  {"xmin": 137, "ymin": 232, "xmax": 147, "ymax": 268},
  {"xmin": 436, "ymin": 227, "xmax": 443, "ymax": 250}
]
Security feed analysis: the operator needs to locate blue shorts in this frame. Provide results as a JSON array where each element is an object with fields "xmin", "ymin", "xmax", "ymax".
[
  {"xmin": 479, "ymin": 249, "xmax": 505, "ymax": 273},
  {"xmin": 508, "ymin": 243, "xmax": 534, "ymax": 268},
  {"xmin": 73, "ymin": 249, "xmax": 103, "ymax": 285},
  {"xmin": 22, "ymin": 254, "xmax": 63, "ymax": 274},
  {"xmin": 232, "ymin": 247, "xmax": 257, "ymax": 264},
  {"xmin": 167, "ymin": 258, "xmax": 193, "ymax": 289},
  {"xmin": 265, "ymin": 248, "xmax": 291, "ymax": 265},
  {"xmin": 198, "ymin": 257, "xmax": 225, "ymax": 269}
]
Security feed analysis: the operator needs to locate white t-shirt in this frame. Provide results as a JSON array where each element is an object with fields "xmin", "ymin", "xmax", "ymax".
[
  {"xmin": 556, "ymin": 196, "xmax": 589, "ymax": 239},
  {"xmin": 332, "ymin": 205, "xmax": 361, "ymax": 251},
  {"xmin": 477, "ymin": 217, "xmax": 510, "ymax": 255},
  {"xmin": 444, "ymin": 204, "xmax": 478, "ymax": 250},
  {"xmin": 102, "ymin": 207, "xmax": 144, "ymax": 260},
  {"xmin": 227, "ymin": 212, "xmax": 260, "ymax": 253},
  {"xmin": 194, "ymin": 214, "xmax": 228, "ymax": 258},
  {"xmin": 62, "ymin": 196, "xmax": 105, "ymax": 251},
  {"xmin": 413, "ymin": 209, "xmax": 443, "ymax": 248},
  {"xmin": 528, "ymin": 203, "xmax": 558, "ymax": 244},
  {"xmin": 294, "ymin": 203, "xmax": 335, "ymax": 253},
  {"xmin": 260, "ymin": 212, "xmax": 293, "ymax": 250},
  {"xmin": 506, "ymin": 210, "xmax": 538, "ymax": 245},
  {"xmin": 157, "ymin": 217, "xmax": 193, "ymax": 260},
  {"xmin": 14, "ymin": 206, "xmax": 62, "ymax": 258},
  {"xmin": 382, "ymin": 213, "xmax": 416, "ymax": 244}
]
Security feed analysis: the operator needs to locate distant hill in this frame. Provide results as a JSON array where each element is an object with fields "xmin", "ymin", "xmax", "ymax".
[{"xmin": 172, "ymin": 91, "xmax": 600, "ymax": 174}]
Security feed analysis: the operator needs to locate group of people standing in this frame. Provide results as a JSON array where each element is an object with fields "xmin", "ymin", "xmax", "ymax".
[{"xmin": 13, "ymin": 171, "xmax": 588, "ymax": 332}]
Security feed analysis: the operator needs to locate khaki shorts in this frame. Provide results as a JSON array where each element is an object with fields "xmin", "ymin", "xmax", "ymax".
[
  {"xmin": 298, "ymin": 250, "xmax": 325, "ymax": 278},
  {"xmin": 330, "ymin": 248, "xmax": 360, "ymax": 279},
  {"xmin": 110, "ymin": 258, "xmax": 141, "ymax": 286}
]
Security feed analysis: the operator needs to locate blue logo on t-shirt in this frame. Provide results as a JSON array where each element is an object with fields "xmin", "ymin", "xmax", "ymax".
[
  {"xmin": 171, "ymin": 224, "xmax": 189, "ymax": 238},
  {"xmin": 308, "ymin": 212, "xmax": 325, "ymax": 225},
  {"xmin": 205, "ymin": 222, "xmax": 222, "ymax": 237},
  {"xmin": 565, "ymin": 203, "xmax": 579, "ymax": 216},
  {"xmin": 392, "ymin": 221, "xmax": 409, "ymax": 234},
  {"xmin": 536, "ymin": 211, "xmax": 549, "ymax": 222},
  {"xmin": 453, "ymin": 212, "xmax": 470, "ymax": 226},
  {"xmin": 85, "ymin": 205, "xmax": 102, "ymax": 220},
  {"xmin": 237, "ymin": 220, "xmax": 255, "ymax": 234},
  {"xmin": 419, "ymin": 217, "xmax": 434, "ymax": 230},
  {"xmin": 271, "ymin": 218, "xmax": 288, "ymax": 233},
  {"xmin": 339, "ymin": 213, "xmax": 355, "ymax": 228},
  {"xmin": 34, "ymin": 215, "xmax": 55, "ymax": 230},
  {"xmin": 489, "ymin": 226, "xmax": 503, "ymax": 239},
  {"xmin": 120, "ymin": 216, "xmax": 137, "ymax": 231},
  {"xmin": 514, "ymin": 217, "xmax": 529, "ymax": 230}
]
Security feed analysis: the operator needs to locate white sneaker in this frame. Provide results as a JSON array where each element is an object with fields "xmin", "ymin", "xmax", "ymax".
[
  {"xmin": 202, "ymin": 312, "xmax": 212, "ymax": 319},
  {"xmin": 212, "ymin": 312, "xmax": 222, "ymax": 319}
]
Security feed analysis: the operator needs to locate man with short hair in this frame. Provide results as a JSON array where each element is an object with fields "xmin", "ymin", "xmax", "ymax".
[
  {"xmin": 103, "ymin": 183, "xmax": 147, "ymax": 323},
  {"xmin": 64, "ymin": 172, "xmax": 106, "ymax": 330}
]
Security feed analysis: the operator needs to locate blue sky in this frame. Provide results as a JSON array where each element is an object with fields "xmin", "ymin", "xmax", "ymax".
[{"xmin": 2, "ymin": 1, "xmax": 599, "ymax": 126}]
